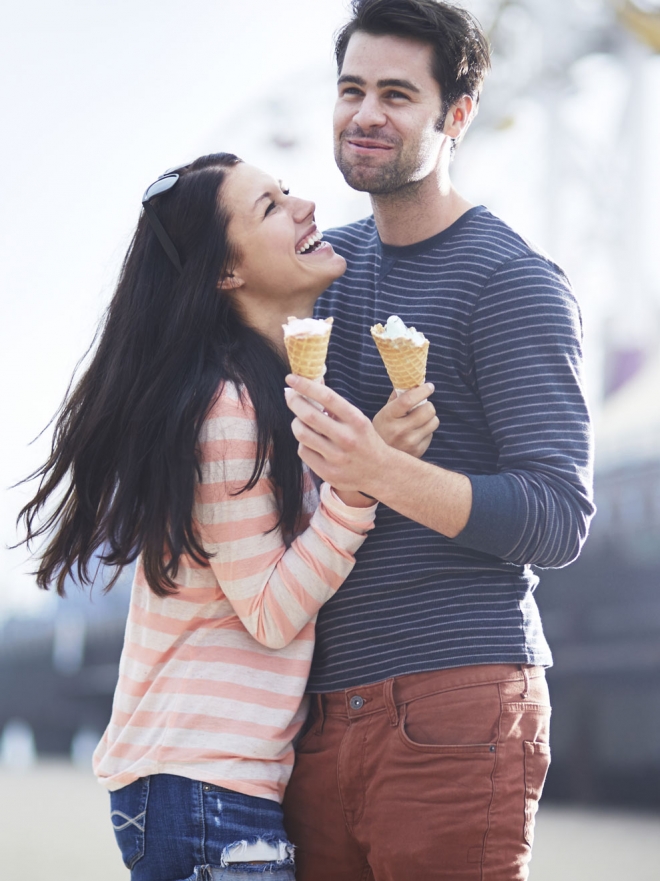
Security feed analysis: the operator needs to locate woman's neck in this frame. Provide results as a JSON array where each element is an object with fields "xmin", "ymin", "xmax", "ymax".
[{"xmin": 237, "ymin": 294, "xmax": 317, "ymax": 358}]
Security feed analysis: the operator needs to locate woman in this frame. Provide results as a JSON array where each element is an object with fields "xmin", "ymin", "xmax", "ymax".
[{"xmin": 19, "ymin": 153, "xmax": 435, "ymax": 880}]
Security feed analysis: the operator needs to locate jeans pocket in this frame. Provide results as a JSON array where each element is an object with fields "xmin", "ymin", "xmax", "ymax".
[
  {"xmin": 110, "ymin": 777, "xmax": 150, "ymax": 870},
  {"xmin": 523, "ymin": 741, "xmax": 551, "ymax": 847}
]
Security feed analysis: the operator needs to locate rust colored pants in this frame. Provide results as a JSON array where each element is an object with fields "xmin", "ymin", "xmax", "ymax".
[{"xmin": 283, "ymin": 664, "xmax": 551, "ymax": 881}]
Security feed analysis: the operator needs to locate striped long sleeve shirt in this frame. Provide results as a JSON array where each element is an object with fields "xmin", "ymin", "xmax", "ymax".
[
  {"xmin": 308, "ymin": 206, "xmax": 595, "ymax": 692},
  {"xmin": 93, "ymin": 382, "xmax": 377, "ymax": 800}
]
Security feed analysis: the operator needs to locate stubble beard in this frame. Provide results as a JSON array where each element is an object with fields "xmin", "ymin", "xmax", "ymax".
[{"xmin": 335, "ymin": 139, "xmax": 420, "ymax": 196}]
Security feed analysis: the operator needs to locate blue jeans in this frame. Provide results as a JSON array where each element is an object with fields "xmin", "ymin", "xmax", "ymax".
[{"xmin": 110, "ymin": 773, "xmax": 296, "ymax": 880}]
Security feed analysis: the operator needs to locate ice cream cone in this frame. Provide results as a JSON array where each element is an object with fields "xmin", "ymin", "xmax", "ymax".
[
  {"xmin": 283, "ymin": 316, "xmax": 333, "ymax": 381},
  {"xmin": 371, "ymin": 319, "xmax": 429, "ymax": 392}
]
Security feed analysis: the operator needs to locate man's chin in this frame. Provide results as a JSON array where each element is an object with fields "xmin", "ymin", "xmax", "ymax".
[{"xmin": 337, "ymin": 164, "xmax": 399, "ymax": 195}]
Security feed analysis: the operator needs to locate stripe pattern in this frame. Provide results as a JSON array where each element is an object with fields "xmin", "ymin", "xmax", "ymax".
[
  {"xmin": 93, "ymin": 382, "xmax": 376, "ymax": 800},
  {"xmin": 309, "ymin": 206, "xmax": 595, "ymax": 692}
]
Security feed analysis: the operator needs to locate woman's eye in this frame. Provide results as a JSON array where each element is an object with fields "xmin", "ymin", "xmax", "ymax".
[{"xmin": 264, "ymin": 201, "xmax": 277, "ymax": 217}]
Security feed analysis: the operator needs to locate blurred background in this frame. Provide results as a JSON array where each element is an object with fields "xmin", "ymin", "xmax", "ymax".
[{"xmin": 1, "ymin": 0, "xmax": 659, "ymax": 878}]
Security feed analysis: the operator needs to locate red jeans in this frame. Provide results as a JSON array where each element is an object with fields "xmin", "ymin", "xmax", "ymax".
[{"xmin": 283, "ymin": 664, "xmax": 551, "ymax": 881}]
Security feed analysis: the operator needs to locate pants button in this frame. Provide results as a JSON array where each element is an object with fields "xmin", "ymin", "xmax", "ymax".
[{"xmin": 349, "ymin": 695, "xmax": 365, "ymax": 710}]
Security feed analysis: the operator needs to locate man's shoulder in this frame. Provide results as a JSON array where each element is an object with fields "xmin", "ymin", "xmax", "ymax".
[{"xmin": 469, "ymin": 209, "xmax": 568, "ymax": 281}]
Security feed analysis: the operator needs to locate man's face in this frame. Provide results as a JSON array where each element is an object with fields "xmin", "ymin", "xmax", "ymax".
[{"xmin": 333, "ymin": 32, "xmax": 446, "ymax": 194}]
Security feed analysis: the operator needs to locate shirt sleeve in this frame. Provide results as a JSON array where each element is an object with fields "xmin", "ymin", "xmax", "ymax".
[
  {"xmin": 191, "ymin": 385, "xmax": 377, "ymax": 649},
  {"xmin": 452, "ymin": 255, "xmax": 595, "ymax": 568}
]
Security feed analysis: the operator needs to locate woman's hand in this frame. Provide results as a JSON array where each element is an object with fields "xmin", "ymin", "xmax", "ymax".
[{"xmin": 372, "ymin": 384, "xmax": 439, "ymax": 458}]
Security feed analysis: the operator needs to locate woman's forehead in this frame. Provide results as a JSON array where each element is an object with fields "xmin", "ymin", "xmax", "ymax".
[{"xmin": 224, "ymin": 162, "xmax": 279, "ymax": 203}]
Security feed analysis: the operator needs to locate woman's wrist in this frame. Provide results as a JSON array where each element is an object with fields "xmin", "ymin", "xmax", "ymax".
[{"xmin": 331, "ymin": 488, "xmax": 377, "ymax": 508}]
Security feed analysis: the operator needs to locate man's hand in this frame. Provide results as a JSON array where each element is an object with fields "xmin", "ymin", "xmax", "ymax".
[
  {"xmin": 285, "ymin": 374, "xmax": 472, "ymax": 536},
  {"xmin": 284, "ymin": 376, "xmax": 390, "ymax": 495},
  {"xmin": 373, "ymin": 384, "xmax": 439, "ymax": 458}
]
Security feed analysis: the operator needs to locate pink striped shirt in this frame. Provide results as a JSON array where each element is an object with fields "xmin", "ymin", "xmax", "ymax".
[{"xmin": 93, "ymin": 382, "xmax": 376, "ymax": 801}]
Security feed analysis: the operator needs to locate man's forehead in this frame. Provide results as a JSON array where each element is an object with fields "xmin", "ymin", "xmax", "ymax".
[{"xmin": 339, "ymin": 30, "xmax": 436, "ymax": 85}]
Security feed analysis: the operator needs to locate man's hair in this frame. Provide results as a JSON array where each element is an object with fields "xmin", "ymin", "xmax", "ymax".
[{"xmin": 335, "ymin": 0, "xmax": 491, "ymax": 112}]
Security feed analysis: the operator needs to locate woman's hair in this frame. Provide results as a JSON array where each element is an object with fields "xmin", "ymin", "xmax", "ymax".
[
  {"xmin": 335, "ymin": 0, "xmax": 491, "ymax": 116},
  {"xmin": 18, "ymin": 152, "xmax": 304, "ymax": 597}
]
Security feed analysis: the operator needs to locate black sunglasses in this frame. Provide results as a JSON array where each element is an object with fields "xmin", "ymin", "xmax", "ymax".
[{"xmin": 141, "ymin": 164, "xmax": 189, "ymax": 273}]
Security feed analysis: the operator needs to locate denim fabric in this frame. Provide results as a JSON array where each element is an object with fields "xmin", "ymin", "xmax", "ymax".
[{"xmin": 110, "ymin": 773, "xmax": 295, "ymax": 880}]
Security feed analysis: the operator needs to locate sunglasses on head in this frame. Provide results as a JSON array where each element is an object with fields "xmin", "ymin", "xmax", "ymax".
[{"xmin": 141, "ymin": 164, "xmax": 190, "ymax": 274}]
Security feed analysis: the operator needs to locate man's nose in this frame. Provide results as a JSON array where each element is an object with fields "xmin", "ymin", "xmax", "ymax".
[{"xmin": 352, "ymin": 94, "xmax": 387, "ymax": 130}]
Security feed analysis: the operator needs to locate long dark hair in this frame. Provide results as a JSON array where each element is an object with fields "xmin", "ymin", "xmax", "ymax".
[{"xmin": 18, "ymin": 153, "xmax": 304, "ymax": 597}]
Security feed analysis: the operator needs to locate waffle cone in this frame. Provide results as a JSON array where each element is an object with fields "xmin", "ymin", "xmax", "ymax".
[
  {"xmin": 371, "ymin": 325, "xmax": 429, "ymax": 390},
  {"xmin": 284, "ymin": 317, "xmax": 333, "ymax": 380}
]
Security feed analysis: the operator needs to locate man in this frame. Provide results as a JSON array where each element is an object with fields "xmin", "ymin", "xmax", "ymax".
[{"xmin": 283, "ymin": 2, "xmax": 595, "ymax": 879}]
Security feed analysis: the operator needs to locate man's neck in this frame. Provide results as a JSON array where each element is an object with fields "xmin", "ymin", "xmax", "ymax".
[{"xmin": 370, "ymin": 175, "xmax": 473, "ymax": 248}]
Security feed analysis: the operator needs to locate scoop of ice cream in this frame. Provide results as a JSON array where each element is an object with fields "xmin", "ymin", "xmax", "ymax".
[
  {"xmin": 283, "ymin": 316, "xmax": 333, "ymax": 338},
  {"xmin": 376, "ymin": 315, "xmax": 426, "ymax": 346}
]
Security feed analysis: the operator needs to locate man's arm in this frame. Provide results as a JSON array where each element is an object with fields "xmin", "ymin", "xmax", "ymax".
[
  {"xmin": 285, "ymin": 382, "xmax": 471, "ymax": 538},
  {"xmin": 286, "ymin": 255, "xmax": 595, "ymax": 568}
]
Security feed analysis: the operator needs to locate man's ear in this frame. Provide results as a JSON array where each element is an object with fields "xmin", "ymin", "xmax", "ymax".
[
  {"xmin": 444, "ymin": 95, "xmax": 474, "ymax": 139},
  {"xmin": 218, "ymin": 272, "xmax": 244, "ymax": 291}
]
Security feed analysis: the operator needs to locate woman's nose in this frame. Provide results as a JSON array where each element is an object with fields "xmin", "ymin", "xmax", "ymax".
[{"xmin": 292, "ymin": 197, "xmax": 316, "ymax": 223}]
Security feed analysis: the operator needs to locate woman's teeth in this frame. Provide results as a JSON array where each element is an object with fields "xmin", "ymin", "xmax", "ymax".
[{"xmin": 296, "ymin": 231, "xmax": 323, "ymax": 254}]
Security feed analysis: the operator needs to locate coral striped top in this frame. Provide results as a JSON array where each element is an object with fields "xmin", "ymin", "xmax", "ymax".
[{"xmin": 93, "ymin": 382, "xmax": 376, "ymax": 801}]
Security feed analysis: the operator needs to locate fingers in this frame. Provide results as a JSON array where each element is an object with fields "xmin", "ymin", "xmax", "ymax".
[
  {"xmin": 286, "ymin": 375, "xmax": 363, "ymax": 424},
  {"xmin": 389, "ymin": 383, "xmax": 435, "ymax": 416},
  {"xmin": 400, "ymin": 400, "xmax": 437, "ymax": 428}
]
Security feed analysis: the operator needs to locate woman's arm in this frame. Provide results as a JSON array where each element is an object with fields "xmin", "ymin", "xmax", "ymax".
[{"xmin": 192, "ymin": 385, "xmax": 377, "ymax": 649}]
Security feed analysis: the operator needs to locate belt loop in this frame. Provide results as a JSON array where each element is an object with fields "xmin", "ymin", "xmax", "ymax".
[
  {"xmin": 520, "ymin": 665, "xmax": 530, "ymax": 700},
  {"xmin": 315, "ymin": 693, "xmax": 326, "ymax": 735},
  {"xmin": 383, "ymin": 679, "xmax": 398, "ymax": 727}
]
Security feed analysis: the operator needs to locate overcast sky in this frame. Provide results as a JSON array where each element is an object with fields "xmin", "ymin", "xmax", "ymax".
[
  {"xmin": 2, "ymin": 0, "xmax": 659, "ymax": 618},
  {"xmin": 0, "ymin": 0, "xmax": 357, "ymax": 615}
]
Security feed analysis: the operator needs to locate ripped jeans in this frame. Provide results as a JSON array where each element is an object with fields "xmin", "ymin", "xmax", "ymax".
[{"xmin": 110, "ymin": 773, "xmax": 296, "ymax": 880}]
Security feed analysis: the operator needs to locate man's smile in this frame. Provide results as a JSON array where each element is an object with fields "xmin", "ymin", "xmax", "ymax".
[{"xmin": 345, "ymin": 137, "xmax": 395, "ymax": 153}]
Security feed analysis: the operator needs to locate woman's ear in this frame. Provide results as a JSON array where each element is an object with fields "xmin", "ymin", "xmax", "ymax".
[{"xmin": 218, "ymin": 272, "xmax": 244, "ymax": 291}]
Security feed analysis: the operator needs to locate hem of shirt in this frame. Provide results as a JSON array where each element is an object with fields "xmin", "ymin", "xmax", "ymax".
[
  {"xmin": 305, "ymin": 652, "xmax": 553, "ymax": 694},
  {"xmin": 95, "ymin": 764, "xmax": 285, "ymax": 802}
]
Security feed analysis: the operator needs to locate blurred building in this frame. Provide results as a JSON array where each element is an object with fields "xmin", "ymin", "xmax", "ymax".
[
  {"xmin": 0, "ymin": 569, "xmax": 131, "ymax": 761},
  {"xmin": 539, "ymin": 352, "xmax": 660, "ymax": 807}
]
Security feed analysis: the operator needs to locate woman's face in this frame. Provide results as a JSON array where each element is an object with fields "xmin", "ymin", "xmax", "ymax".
[{"xmin": 221, "ymin": 163, "xmax": 346, "ymax": 301}]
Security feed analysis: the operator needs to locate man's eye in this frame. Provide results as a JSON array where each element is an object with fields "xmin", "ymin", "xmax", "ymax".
[
  {"xmin": 386, "ymin": 90, "xmax": 409, "ymax": 100},
  {"xmin": 341, "ymin": 87, "xmax": 362, "ymax": 97}
]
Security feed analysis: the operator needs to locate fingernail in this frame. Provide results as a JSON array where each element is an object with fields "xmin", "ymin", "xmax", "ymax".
[{"xmin": 284, "ymin": 388, "xmax": 293, "ymax": 398}]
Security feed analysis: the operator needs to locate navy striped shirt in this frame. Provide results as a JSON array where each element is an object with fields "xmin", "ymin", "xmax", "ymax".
[{"xmin": 309, "ymin": 206, "xmax": 595, "ymax": 692}]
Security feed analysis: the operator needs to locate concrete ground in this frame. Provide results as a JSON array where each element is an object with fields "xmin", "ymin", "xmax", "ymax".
[{"xmin": 1, "ymin": 761, "xmax": 658, "ymax": 880}]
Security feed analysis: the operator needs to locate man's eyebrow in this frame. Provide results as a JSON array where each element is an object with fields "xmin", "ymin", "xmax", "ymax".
[
  {"xmin": 377, "ymin": 78, "xmax": 420, "ymax": 93},
  {"xmin": 338, "ymin": 74, "xmax": 366, "ymax": 86},
  {"xmin": 337, "ymin": 74, "xmax": 420, "ymax": 93}
]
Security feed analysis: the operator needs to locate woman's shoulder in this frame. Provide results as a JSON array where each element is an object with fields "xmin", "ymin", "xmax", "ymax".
[{"xmin": 198, "ymin": 381, "xmax": 256, "ymax": 444}]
